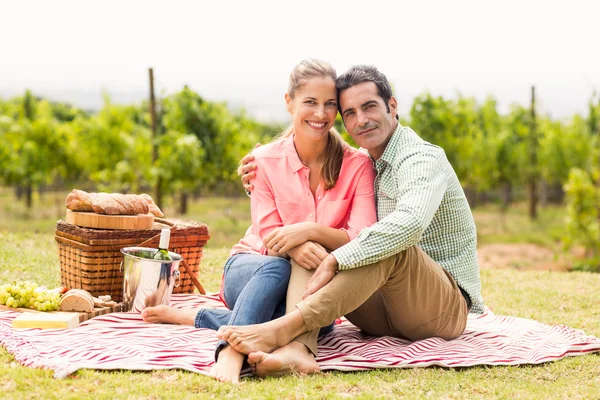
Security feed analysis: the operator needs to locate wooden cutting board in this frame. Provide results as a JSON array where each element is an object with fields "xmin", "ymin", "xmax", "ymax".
[
  {"xmin": 0, "ymin": 302, "xmax": 127, "ymax": 323},
  {"xmin": 66, "ymin": 210, "xmax": 154, "ymax": 230}
]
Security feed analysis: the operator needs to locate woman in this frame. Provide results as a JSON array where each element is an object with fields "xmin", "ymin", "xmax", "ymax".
[{"xmin": 142, "ymin": 59, "xmax": 376, "ymax": 383}]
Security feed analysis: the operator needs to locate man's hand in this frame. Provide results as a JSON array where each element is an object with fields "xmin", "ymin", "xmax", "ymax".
[
  {"xmin": 302, "ymin": 254, "xmax": 339, "ymax": 299},
  {"xmin": 287, "ymin": 241, "xmax": 328, "ymax": 271},
  {"xmin": 265, "ymin": 222, "xmax": 314, "ymax": 254},
  {"xmin": 238, "ymin": 143, "xmax": 261, "ymax": 192}
]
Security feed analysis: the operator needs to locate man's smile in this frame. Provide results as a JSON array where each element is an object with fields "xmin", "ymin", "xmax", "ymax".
[{"xmin": 356, "ymin": 127, "xmax": 376, "ymax": 136}]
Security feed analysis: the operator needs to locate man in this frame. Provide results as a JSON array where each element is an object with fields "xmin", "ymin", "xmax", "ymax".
[{"xmin": 223, "ymin": 65, "xmax": 484, "ymax": 376}]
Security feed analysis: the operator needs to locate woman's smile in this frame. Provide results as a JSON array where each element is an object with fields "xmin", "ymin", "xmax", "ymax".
[{"xmin": 306, "ymin": 121, "xmax": 328, "ymax": 130}]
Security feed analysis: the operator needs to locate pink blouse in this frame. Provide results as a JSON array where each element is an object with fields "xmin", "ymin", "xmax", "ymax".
[{"xmin": 231, "ymin": 135, "xmax": 377, "ymax": 256}]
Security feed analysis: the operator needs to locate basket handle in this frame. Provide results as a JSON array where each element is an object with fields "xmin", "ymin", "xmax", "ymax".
[{"xmin": 136, "ymin": 218, "xmax": 206, "ymax": 295}]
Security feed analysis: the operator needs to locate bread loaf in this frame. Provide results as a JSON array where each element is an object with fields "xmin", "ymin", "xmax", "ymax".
[
  {"xmin": 65, "ymin": 190, "xmax": 164, "ymax": 217},
  {"xmin": 60, "ymin": 289, "xmax": 95, "ymax": 313},
  {"xmin": 91, "ymin": 193, "xmax": 149, "ymax": 215},
  {"xmin": 140, "ymin": 194, "xmax": 165, "ymax": 217},
  {"xmin": 64, "ymin": 189, "xmax": 97, "ymax": 212}
]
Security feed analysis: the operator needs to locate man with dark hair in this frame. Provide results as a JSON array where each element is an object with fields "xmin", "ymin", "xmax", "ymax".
[{"xmin": 226, "ymin": 64, "xmax": 484, "ymax": 376}]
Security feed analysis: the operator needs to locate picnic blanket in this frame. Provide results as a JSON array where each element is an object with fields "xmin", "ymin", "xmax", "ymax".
[{"xmin": 1, "ymin": 293, "xmax": 599, "ymax": 379}]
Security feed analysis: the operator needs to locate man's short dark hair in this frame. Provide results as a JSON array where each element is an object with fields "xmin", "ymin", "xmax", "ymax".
[{"xmin": 336, "ymin": 65, "xmax": 398, "ymax": 120}]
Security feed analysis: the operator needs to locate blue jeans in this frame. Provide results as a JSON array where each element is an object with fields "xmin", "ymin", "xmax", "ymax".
[
  {"xmin": 195, "ymin": 253, "xmax": 290, "ymax": 359},
  {"xmin": 196, "ymin": 253, "xmax": 334, "ymax": 360},
  {"xmin": 195, "ymin": 253, "xmax": 290, "ymax": 329}
]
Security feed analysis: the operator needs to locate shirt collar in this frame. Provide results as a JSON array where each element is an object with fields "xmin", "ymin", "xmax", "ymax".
[
  {"xmin": 282, "ymin": 134, "xmax": 306, "ymax": 173},
  {"xmin": 373, "ymin": 123, "xmax": 404, "ymax": 166}
]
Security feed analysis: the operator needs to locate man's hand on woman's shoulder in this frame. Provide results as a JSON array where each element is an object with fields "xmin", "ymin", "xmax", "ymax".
[{"xmin": 238, "ymin": 143, "xmax": 262, "ymax": 192}]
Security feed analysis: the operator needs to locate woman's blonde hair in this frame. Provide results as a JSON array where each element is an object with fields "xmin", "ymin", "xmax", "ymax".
[{"xmin": 275, "ymin": 59, "xmax": 348, "ymax": 190}]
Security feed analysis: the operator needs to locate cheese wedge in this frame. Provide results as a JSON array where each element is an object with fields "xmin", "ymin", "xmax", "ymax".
[{"xmin": 12, "ymin": 312, "xmax": 80, "ymax": 329}]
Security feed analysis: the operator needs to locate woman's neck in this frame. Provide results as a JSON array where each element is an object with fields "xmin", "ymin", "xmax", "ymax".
[{"xmin": 292, "ymin": 132, "xmax": 328, "ymax": 166}]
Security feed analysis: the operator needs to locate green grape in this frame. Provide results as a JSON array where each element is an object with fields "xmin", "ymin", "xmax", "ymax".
[{"xmin": 0, "ymin": 280, "xmax": 61, "ymax": 311}]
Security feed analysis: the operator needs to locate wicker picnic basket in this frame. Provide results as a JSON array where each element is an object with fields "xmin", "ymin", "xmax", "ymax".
[{"xmin": 55, "ymin": 218, "xmax": 210, "ymax": 302}]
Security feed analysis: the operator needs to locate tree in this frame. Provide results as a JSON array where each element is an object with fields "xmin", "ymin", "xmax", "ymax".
[
  {"xmin": 1, "ymin": 99, "xmax": 78, "ymax": 208},
  {"xmin": 155, "ymin": 131, "xmax": 204, "ymax": 214},
  {"xmin": 75, "ymin": 96, "xmax": 152, "ymax": 193},
  {"xmin": 538, "ymin": 116, "xmax": 592, "ymax": 203},
  {"xmin": 161, "ymin": 87, "xmax": 274, "ymax": 204},
  {"xmin": 563, "ymin": 168, "xmax": 600, "ymax": 271}
]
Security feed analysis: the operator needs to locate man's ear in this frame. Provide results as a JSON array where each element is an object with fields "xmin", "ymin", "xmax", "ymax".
[
  {"xmin": 285, "ymin": 93, "xmax": 293, "ymax": 113},
  {"xmin": 388, "ymin": 96, "xmax": 398, "ymax": 119}
]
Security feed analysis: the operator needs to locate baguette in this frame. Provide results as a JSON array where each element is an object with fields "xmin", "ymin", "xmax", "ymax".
[{"xmin": 65, "ymin": 190, "xmax": 164, "ymax": 217}]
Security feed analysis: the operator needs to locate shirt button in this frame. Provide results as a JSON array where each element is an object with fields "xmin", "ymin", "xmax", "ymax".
[{"xmin": 310, "ymin": 213, "xmax": 313, "ymax": 217}]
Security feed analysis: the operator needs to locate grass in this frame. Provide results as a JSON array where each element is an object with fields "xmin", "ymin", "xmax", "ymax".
[
  {"xmin": 472, "ymin": 202, "xmax": 568, "ymax": 247},
  {"xmin": 1, "ymin": 190, "xmax": 599, "ymax": 399}
]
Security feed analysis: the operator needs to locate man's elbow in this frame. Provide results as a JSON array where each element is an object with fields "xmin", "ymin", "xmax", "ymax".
[{"xmin": 404, "ymin": 218, "xmax": 427, "ymax": 245}]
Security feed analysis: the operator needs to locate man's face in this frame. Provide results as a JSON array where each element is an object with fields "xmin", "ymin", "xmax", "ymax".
[{"xmin": 339, "ymin": 82, "xmax": 398, "ymax": 160}]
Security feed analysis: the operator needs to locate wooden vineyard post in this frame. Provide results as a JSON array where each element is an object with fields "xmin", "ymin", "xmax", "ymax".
[{"xmin": 149, "ymin": 68, "xmax": 163, "ymax": 209}]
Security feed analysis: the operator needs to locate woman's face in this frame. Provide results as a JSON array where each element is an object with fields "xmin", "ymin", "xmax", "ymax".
[{"xmin": 286, "ymin": 76, "xmax": 338, "ymax": 141}]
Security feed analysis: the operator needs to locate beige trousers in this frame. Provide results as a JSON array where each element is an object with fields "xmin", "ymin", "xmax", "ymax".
[
  {"xmin": 285, "ymin": 262, "xmax": 321, "ymax": 356},
  {"xmin": 288, "ymin": 246, "xmax": 469, "ymax": 357}
]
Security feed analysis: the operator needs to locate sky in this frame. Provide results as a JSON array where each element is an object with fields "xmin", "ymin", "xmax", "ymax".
[{"xmin": 1, "ymin": 0, "xmax": 599, "ymax": 123}]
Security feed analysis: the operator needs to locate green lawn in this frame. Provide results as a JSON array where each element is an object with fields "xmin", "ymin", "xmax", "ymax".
[{"xmin": 1, "ymin": 191, "xmax": 599, "ymax": 399}]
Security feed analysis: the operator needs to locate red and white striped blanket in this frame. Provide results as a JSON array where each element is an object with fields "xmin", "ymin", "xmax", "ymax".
[{"xmin": 1, "ymin": 294, "xmax": 599, "ymax": 379}]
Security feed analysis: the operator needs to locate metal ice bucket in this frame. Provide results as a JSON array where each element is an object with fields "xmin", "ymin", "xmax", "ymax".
[{"xmin": 121, "ymin": 247, "xmax": 182, "ymax": 313}]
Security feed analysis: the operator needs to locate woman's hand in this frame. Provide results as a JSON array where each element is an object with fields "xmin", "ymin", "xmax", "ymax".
[
  {"xmin": 287, "ymin": 241, "xmax": 328, "ymax": 271},
  {"xmin": 264, "ymin": 222, "xmax": 315, "ymax": 253}
]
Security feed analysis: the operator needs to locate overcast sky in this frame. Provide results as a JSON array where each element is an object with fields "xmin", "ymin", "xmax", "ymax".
[{"xmin": 1, "ymin": 0, "xmax": 599, "ymax": 122}]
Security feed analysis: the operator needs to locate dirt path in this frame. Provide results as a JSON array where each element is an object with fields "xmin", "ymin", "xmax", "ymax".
[{"xmin": 477, "ymin": 243, "xmax": 570, "ymax": 271}]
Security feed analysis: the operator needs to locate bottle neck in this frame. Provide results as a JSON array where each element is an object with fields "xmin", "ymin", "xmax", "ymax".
[{"xmin": 158, "ymin": 231, "xmax": 170, "ymax": 250}]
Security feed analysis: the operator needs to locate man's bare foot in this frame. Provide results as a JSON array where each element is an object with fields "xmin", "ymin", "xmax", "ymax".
[
  {"xmin": 209, "ymin": 346, "xmax": 244, "ymax": 384},
  {"xmin": 141, "ymin": 305, "xmax": 198, "ymax": 325},
  {"xmin": 217, "ymin": 311, "xmax": 306, "ymax": 354},
  {"xmin": 247, "ymin": 341, "xmax": 320, "ymax": 377},
  {"xmin": 217, "ymin": 323, "xmax": 282, "ymax": 354}
]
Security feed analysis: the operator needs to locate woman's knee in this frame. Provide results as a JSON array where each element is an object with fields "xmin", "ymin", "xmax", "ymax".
[{"xmin": 260, "ymin": 257, "xmax": 292, "ymax": 280}]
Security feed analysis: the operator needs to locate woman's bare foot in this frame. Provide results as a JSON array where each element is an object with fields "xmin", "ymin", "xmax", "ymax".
[
  {"xmin": 209, "ymin": 345, "xmax": 245, "ymax": 384},
  {"xmin": 141, "ymin": 305, "xmax": 198, "ymax": 325},
  {"xmin": 247, "ymin": 341, "xmax": 320, "ymax": 377}
]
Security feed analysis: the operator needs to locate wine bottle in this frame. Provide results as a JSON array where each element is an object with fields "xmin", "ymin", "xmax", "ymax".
[{"xmin": 153, "ymin": 229, "xmax": 172, "ymax": 261}]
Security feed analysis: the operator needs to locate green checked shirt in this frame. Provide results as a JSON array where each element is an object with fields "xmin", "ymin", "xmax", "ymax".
[{"xmin": 332, "ymin": 124, "xmax": 484, "ymax": 314}]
